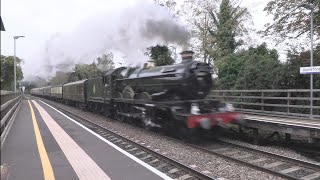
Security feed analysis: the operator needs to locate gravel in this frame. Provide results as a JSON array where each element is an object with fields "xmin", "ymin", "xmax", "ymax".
[
  {"xmin": 41, "ymin": 98, "xmax": 288, "ymax": 180},
  {"xmin": 218, "ymin": 137, "xmax": 320, "ymax": 165}
]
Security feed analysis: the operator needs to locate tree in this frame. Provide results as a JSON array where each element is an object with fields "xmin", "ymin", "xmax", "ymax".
[
  {"xmin": 234, "ymin": 46, "xmax": 284, "ymax": 90},
  {"xmin": 153, "ymin": 0, "xmax": 177, "ymax": 14},
  {"xmin": 96, "ymin": 53, "xmax": 115, "ymax": 73},
  {"xmin": 215, "ymin": 0, "xmax": 246, "ymax": 56},
  {"xmin": 180, "ymin": 0, "xmax": 251, "ymax": 65},
  {"xmin": 47, "ymin": 54, "xmax": 115, "ymax": 83},
  {"xmin": 145, "ymin": 45, "xmax": 174, "ymax": 66},
  {"xmin": 49, "ymin": 71, "xmax": 70, "ymax": 85},
  {"xmin": 68, "ymin": 63, "xmax": 102, "ymax": 82},
  {"xmin": 35, "ymin": 76, "xmax": 49, "ymax": 87},
  {"xmin": 1, "ymin": 55, "xmax": 24, "ymax": 90},
  {"xmin": 180, "ymin": 0, "xmax": 217, "ymax": 63},
  {"xmin": 21, "ymin": 81, "xmax": 37, "ymax": 93},
  {"xmin": 280, "ymin": 46, "xmax": 320, "ymax": 89},
  {"xmin": 263, "ymin": 0, "xmax": 320, "ymax": 45},
  {"xmin": 217, "ymin": 43, "xmax": 284, "ymax": 90}
]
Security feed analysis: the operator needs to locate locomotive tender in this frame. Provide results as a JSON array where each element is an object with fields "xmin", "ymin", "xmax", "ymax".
[{"xmin": 31, "ymin": 50, "xmax": 243, "ymax": 136}]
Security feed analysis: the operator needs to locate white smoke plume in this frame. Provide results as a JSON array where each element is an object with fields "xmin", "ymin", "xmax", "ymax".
[{"xmin": 40, "ymin": 0, "xmax": 190, "ymax": 77}]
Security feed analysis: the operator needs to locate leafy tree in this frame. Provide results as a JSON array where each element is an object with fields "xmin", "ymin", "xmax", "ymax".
[
  {"xmin": 46, "ymin": 54, "xmax": 115, "ymax": 83},
  {"xmin": 49, "ymin": 71, "xmax": 70, "ymax": 85},
  {"xmin": 263, "ymin": 0, "xmax": 320, "ymax": 44},
  {"xmin": 180, "ymin": 0, "xmax": 250, "ymax": 64},
  {"xmin": 280, "ymin": 46, "xmax": 320, "ymax": 89},
  {"xmin": 34, "ymin": 76, "xmax": 49, "ymax": 87},
  {"xmin": 216, "ymin": 54, "xmax": 245, "ymax": 89},
  {"xmin": 145, "ymin": 45, "xmax": 174, "ymax": 66},
  {"xmin": 21, "ymin": 81, "xmax": 37, "ymax": 93},
  {"xmin": 217, "ymin": 43, "xmax": 284, "ymax": 90},
  {"xmin": 234, "ymin": 46, "xmax": 284, "ymax": 90},
  {"xmin": 214, "ymin": 0, "xmax": 244, "ymax": 57},
  {"xmin": 1, "ymin": 55, "xmax": 24, "ymax": 90},
  {"xmin": 96, "ymin": 53, "xmax": 115, "ymax": 73},
  {"xmin": 68, "ymin": 63, "xmax": 103, "ymax": 82},
  {"xmin": 153, "ymin": 0, "xmax": 177, "ymax": 14}
]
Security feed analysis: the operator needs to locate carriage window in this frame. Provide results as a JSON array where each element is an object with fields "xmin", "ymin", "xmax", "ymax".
[
  {"xmin": 127, "ymin": 68, "xmax": 137, "ymax": 77},
  {"xmin": 120, "ymin": 69, "xmax": 128, "ymax": 77},
  {"xmin": 104, "ymin": 77, "xmax": 109, "ymax": 85}
]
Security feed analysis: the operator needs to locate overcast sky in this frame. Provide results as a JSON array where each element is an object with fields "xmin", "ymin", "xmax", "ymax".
[{"xmin": 1, "ymin": 0, "xmax": 272, "ymax": 80}]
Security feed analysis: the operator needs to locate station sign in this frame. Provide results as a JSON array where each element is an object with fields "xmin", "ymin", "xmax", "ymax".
[{"xmin": 300, "ymin": 66, "xmax": 320, "ymax": 74}]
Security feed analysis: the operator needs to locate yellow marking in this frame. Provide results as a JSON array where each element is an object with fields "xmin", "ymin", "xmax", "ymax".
[{"xmin": 28, "ymin": 100, "xmax": 55, "ymax": 180}]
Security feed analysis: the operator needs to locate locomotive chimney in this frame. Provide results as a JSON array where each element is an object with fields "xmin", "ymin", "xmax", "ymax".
[{"xmin": 180, "ymin": 50, "xmax": 194, "ymax": 62}]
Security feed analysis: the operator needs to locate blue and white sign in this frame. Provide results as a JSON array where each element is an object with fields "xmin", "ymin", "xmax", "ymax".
[{"xmin": 300, "ymin": 66, "xmax": 320, "ymax": 74}]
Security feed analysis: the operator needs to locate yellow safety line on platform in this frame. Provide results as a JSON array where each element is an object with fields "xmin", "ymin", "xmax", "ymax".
[
  {"xmin": 32, "ymin": 100, "xmax": 111, "ymax": 180},
  {"xmin": 27, "ymin": 100, "xmax": 55, "ymax": 180}
]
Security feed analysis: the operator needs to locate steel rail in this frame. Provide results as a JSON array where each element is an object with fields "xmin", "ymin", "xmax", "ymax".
[
  {"xmin": 188, "ymin": 140, "xmax": 320, "ymax": 180},
  {"xmin": 37, "ymin": 97, "xmax": 320, "ymax": 180},
  {"xmin": 42, "ymin": 99, "xmax": 216, "ymax": 180},
  {"xmin": 216, "ymin": 139, "xmax": 320, "ymax": 170}
]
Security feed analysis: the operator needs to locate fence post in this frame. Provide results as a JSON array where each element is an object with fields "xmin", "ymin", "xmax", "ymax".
[
  {"xmin": 240, "ymin": 92, "xmax": 243, "ymax": 109},
  {"xmin": 207, "ymin": 89, "xmax": 319, "ymax": 118},
  {"xmin": 261, "ymin": 92, "xmax": 264, "ymax": 112},
  {"xmin": 222, "ymin": 92, "xmax": 225, "ymax": 102},
  {"xmin": 287, "ymin": 91, "xmax": 290, "ymax": 115}
]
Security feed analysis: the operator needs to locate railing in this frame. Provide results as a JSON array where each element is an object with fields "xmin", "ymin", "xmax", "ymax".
[
  {"xmin": 1, "ymin": 90, "xmax": 22, "ymax": 146},
  {"xmin": 208, "ymin": 89, "xmax": 320, "ymax": 119}
]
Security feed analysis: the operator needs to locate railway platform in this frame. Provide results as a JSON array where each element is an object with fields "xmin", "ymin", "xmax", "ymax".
[
  {"xmin": 1, "ymin": 99, "xmax": 170, "ymax": 180},
  {"xmin": 242, "ymin": 114, "xmax": 320, "ymax": 144}
]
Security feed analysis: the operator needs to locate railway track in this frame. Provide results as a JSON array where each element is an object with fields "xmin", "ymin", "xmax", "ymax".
[
  {"xmin": 191, "ymin": 140, "xmax": 320, "ymax": 180},
  {"xmin": 41, "ymin": 99, "xmax": 216, "ymax": 180},
  {"xmin": 39, "ymin": 98, "xmax": 320, "ymax": 180}
]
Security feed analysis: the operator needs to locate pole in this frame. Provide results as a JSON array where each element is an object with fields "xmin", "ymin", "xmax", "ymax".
[
  {"xmin": 14, "ymin": 38, "xmax": 16, "ymax": 92},
  {"xmin": 310, "ymin": 8, "xmax": 314, "ymax": 118}
]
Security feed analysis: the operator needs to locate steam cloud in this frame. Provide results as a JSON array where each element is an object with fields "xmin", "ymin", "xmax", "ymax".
[
  {"xmin": 141, "ymin": 19, "xmax": 190, "ymax": 47},
  {"xmin": 37, "ymin": 0, "xmax": 191, "ymax": 78}
]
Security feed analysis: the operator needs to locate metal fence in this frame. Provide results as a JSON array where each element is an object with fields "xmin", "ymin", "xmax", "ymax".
[
  {"xmin": 208, "ymin": 89, "xmax": 320, "ymax": 119},
  {"xmin": 1, "ymin": 90, "xmax": 22, "ymax": 146}
]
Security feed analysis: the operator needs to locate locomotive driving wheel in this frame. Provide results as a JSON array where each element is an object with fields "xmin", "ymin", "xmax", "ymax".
[
  {"xmin": 135, "ymin": 92, "xmax": 152, "ymax": 101},
  {"xmin": 123, "ymin": 86, "xmax": 134, "ymax": 99},
  {"xmin": 135, "ymin": 92, "xmax": 154, "ymax": 130},
  {"xmin": 114, "ymin": 92, "xmax": 123, "ymax": 99}
]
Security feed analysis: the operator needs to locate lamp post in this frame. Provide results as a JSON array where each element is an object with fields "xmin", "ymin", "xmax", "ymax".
[
  {"xmin": 297, "ymin": 4, "xmax": 315, "ymax": 118},
  {"xmin": 13, "ymin": 35, "xmax": 25, "ymax": 92}
]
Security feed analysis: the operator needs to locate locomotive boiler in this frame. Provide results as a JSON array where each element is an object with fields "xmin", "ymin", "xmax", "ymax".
[{"xmin": 113, "ymin": 51, "xmax": 213, "ymax": 101}]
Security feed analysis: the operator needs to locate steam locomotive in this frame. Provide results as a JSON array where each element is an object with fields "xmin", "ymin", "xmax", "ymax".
[{"xmin": 31, "ymin": 50, "xmax": 244, "ymax": 138}]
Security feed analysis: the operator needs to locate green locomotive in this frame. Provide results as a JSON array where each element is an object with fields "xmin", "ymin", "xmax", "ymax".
[{"xmin": 31, "ymin": 50, "xmax": 243, "ymax": 137}]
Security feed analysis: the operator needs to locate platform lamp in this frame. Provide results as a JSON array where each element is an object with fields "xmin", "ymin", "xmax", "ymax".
[
  {"xmin": 13, "ymin": 35, "xmax": 25, "ymax": 92},
  {"xmin": 297, "ymin": 3, "xmax": 315, "ymax": 118}
]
